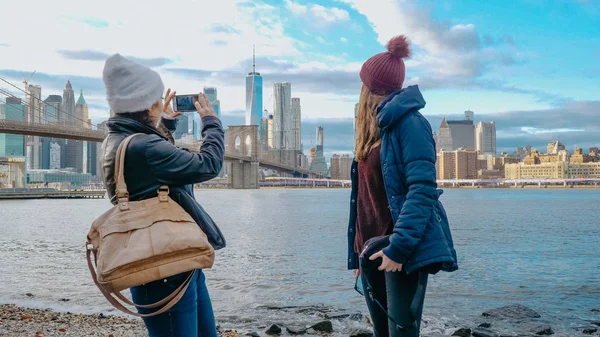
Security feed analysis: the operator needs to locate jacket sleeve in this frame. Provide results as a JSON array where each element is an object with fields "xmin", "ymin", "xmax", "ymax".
[
  {"xmin": 382, "ymin": 114, "xmax": 437, "ymax": 264},
  {"xmin": 160, "ymin": 113, "xmax": 179, "ymax": 133},
  {"xmin": 145, "ymin": 116, "xmax": 224, "ymax": 185}
]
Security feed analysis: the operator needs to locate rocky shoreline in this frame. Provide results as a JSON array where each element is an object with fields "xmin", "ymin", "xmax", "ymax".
[{"xmin": 1, "ymin": 303, "xmax": 599, "ymax": 337}]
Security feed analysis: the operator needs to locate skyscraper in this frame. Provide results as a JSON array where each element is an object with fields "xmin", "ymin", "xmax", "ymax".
[
  {"xmin": 475, "ymin": 121, "xmax": 496, "ymax": 155},
  {"xmin": 43, "ymin": 95, "xmax": 62, "ymax": 123},
  {"xmin": 76, "ymin": 89, "xmax": 90, "ymax": 129},
  {"xmin": 27, "ymin": 85, "xmax": 42, "ymax": 169},
  {"xmin": 0, "ymin": 97, "xmax": 25, "ymax": 157},
  {"xmin": 267, "ymin": 114, "xmax": 274, "ymax": 149},
  {"xmin": 41, "ymin": 95, "xmax": 63, "ymax": 169},
  {"xmin": 62, "ymin": 80, "xmax": 83, "ymax": 172},
  {"xmin": 62, "ymin": 80, "xmax": 75, "ymax": 125},
  {"xmin": 245, "ymin": 46, "xmax": 263, "ymax": 128},
  {"xmin": 311, "ymin": 126, "xmax": 328, "ymax": 175},
  {"xmin": 273, "ymin": 82, "xmax": 292, "ymax": 150},
  {"xmin": 437, "ymin": 111, "xmax": 476, "ymax": 151},
  {"xmin": 259, "ymin": 110, "xmax": 269, "ymax": 151},
  {"xmin": 291, "ymin": 98, "xmax": 301, "ymax": 151},
  {"xmin": 203, "ymin": 87, "xmax": 221, "ymax": 118}
]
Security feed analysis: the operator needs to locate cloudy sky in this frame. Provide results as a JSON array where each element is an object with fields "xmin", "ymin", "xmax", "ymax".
[{"xmin": 0, "ymin": 0, "xmax": 598, "ymax": 158}]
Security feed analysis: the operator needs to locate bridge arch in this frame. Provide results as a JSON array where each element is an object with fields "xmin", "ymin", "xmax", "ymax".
[{"xmin": 226, "ymin": 125, "xmax": 258, "ymax": 161}]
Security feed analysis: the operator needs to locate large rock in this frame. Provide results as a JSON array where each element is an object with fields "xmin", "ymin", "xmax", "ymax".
[
  {"xmin": 520, "ymin": 323, "xmax": 553, "ymax": 335},
  {"xmin": 478, "ymin": 323, "xmax": 492, "ymax": 328},
  {"xmin": 452, "ymin": 327, "xmax": 472, "ymax": 337},
  {"xmin": 583, "ymin": 328, "xmax": 597, "ymax": 335},
  {"xmin": 472, "ymin": 328, "xmax": 500, "ymax": 337},
  {"xmin": 349, "ymin": 328, "xmax": 374, "ymax": 337},
  {"xmin": 591, "ymin": 320, "xmax": 600, "ymax": 327},
  {"xmin": 482, "ymin": 305, "xmax": 541, "ymax": 320},
  {"xmin": 311, "ymin": 320, "xmax": 333, "ymax": 333},
  {"xmin": 246, "ymin": 332, "xmax": 260, "ymax": 337},
  {"xmin": 265, "ymin": 324, "xmax": 282, "ymax": 335}
]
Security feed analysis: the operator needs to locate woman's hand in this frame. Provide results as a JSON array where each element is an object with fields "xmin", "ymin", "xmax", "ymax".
[
  {"xmin": 353, "ymin": 269, "xmax": 360, "ymax": 279},
  {"xmin": 370, "ymin": 250, "xmax": 403, "ymax": 272},
  {"xmin": 195, "ymin": 93, "xmax": 217, "ymax": 119},
  {"xmin": 163, "ymin": 88, "xmax": 182, "ymax": 118}
]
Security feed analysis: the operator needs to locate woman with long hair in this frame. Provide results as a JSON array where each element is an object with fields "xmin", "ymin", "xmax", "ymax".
[
  {"xmin": 348, "ymin": 35, "xmax": 458, "ymax": 337},
  {"xmin": 100, "ymin": 54, "xmax": 225, "ymax": 337}
]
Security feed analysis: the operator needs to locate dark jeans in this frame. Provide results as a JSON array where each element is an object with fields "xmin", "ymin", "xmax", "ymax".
[
  {"xmin": 130, "ymin": 270, "xmax": 217, "ymax": 337},
  {"xmin": 360, "ymin": 269, "xmax": 428, "ymax": 337}
]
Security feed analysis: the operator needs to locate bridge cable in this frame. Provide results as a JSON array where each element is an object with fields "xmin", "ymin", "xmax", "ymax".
[{"xmin": 0, "ymin": 77, "xmax": 97, "ymax": 128}]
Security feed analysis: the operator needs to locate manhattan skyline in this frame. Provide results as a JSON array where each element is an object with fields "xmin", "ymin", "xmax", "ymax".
[{"xmin": 0, "ymin": 0, "xmax": 598, "ymax": 158}]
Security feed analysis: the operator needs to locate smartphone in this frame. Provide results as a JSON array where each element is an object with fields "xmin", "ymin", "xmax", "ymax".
[{"xmin": 173, "ymin": 94, "xmax": 199, "ymax": 112}]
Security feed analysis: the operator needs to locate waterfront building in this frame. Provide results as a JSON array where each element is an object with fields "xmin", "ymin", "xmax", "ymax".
[
  {"xmin": 505, "ymin": 161, "xmax": 568, "ymax": 179},
  {"xmin": 437, "ymin": 148, "xmax": 478, "ymax": 180},
  {"xmin": 570, "ymin": 147, "xmax": 594, "ymax": 163},
  {"xmin": 0, "ymin": 156, "xmax": 26, "ymax": 188},
  {"xmin": 330, "ymin": 154, "xmax": 353, "ymax": 180}
]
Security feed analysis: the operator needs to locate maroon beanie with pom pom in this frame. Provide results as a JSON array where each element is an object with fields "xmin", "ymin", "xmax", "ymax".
[{"xmin": 360, "ymin": 35, "xmax": 411, "ymax": 95}]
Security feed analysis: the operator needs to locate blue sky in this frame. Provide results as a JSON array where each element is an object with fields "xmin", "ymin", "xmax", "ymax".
[{"xmin": 0, "ymin": 0, "xmax": 598, "ymax": 157}]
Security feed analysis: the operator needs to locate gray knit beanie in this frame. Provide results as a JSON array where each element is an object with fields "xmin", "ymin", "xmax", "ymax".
[{"xmin": 102, "ymin": 54, "xmax": 164, "ymax": 113}]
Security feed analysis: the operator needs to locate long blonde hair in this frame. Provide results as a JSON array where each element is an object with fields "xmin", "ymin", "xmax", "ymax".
[{"xmin": 355, "ymin": 85, "xmax": 386, "ymax": 161}]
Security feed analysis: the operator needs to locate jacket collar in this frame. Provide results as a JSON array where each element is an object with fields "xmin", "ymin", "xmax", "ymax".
[
  {"xmin": 376, "ymin": 85, "xmax": 426, "ymax": 131},
  {"xmin": 106, "ymin": 116, "xmax": 168, "ymax": 140}
]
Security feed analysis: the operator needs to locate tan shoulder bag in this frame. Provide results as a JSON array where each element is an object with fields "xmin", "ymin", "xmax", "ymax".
[{"xmin": 86, "ymin": 133, "xmax": 215, "ymax": 317}]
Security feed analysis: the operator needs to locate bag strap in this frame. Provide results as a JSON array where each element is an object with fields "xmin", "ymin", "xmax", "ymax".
[
  {"xmin": 114, "ymin": 134, "xmax": 140, "ymax": 206},
  {"xmin": 86, "ymin": 248, "xmax": 195, "ymax": 317},
  {"xmin": 113, "ymin": 133, "xmax": 170, "ymax": 208}
]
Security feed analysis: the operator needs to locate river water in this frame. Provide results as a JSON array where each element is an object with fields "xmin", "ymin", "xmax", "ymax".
[{"xmin": 0, "ymin": 189, "xmax": 599, "ymax": 336}]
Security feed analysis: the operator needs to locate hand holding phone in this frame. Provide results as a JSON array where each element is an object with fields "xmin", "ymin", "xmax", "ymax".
[
  {"xmin": 163, "ymin": 89, "xmax": 182, "ymax": 118},
  {"xmin": 193, "ymin": 93, "xmax": 217, "ymax": 119}
]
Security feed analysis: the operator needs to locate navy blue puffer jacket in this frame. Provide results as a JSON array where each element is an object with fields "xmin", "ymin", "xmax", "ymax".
[{"xmin": 347, "ymin": 85, "xmax": 458, "ymax": 274}]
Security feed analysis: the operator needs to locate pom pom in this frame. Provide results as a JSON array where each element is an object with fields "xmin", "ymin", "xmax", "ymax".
[{"xmin": 386, "ymin": 35, "xmax": 411, "ymax": 59}]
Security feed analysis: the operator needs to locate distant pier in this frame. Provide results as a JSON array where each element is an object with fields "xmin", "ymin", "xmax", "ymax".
[{"xmin": 0, "ymin": 188, "xmax": 106, "ymax": 200}]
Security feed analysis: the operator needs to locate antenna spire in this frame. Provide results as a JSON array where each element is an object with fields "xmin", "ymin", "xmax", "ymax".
[{"xmin": 252, "ymin": 44, "xmax": 256, "ymax": 74}]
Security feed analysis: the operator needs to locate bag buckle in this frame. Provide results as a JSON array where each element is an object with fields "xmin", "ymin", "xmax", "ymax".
[
  {"xmin": 86, "ymin": 243, "xmax": 95, "ymax": 251},
  {"xmin": 158, "ymin": 186, "xmax": 169, "ymax": 202}
]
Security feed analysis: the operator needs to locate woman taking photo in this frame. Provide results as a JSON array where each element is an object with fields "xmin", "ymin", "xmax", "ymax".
[
  {"xmin": 100, "ymin": 54, "xmax": 225, "ymax": 337},
  {"xmin": 348, "ymin": 35, "xmax": 458, "ymax": 337}
]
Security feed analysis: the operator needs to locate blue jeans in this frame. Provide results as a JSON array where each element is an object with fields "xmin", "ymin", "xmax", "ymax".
[{"xmin": 130, "ymin": 270, "xmax": 217, "ymax": 337}]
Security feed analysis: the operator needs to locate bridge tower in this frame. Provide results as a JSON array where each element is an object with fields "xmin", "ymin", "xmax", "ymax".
[{"xmin": 226, "ymin": 125, "xmax": 259, "ymax": 189}]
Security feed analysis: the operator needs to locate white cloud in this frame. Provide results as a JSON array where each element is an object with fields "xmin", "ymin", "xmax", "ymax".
[
  {"xmin": 340, "ymin": 37, "xmax": 348, "ymax": 43},
  {"xmin": 285, "ymin": 0, "xmax": 350, "ymax": 27},
  {"xmin": 342, "ymin": 0, "xmax": 513, "ymax": 80},
  {"xmin": 0, "ymin": 0, "xmax": 321, "ymax": 120}
]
